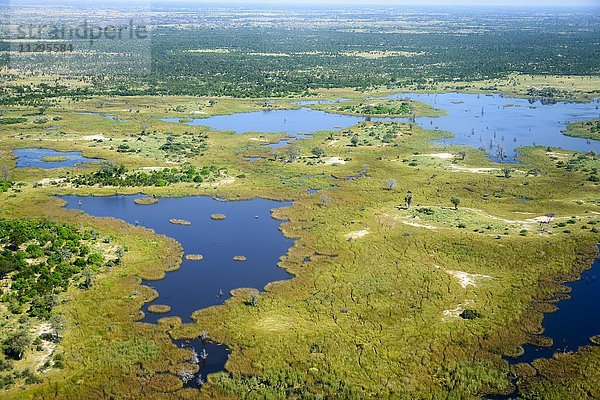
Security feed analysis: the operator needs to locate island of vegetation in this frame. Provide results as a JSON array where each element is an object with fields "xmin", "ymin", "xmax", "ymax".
[
  {"xmin": 169, "ymin": 219, "xmax": 192, "ymax": 226},
  {"xmin": 39, "ymin": 156, "xmax": 67, "ymax": 163},
  {"xmin": 133, "ymin": 197, "xmax": 158, "ymax": 205},
  {"xmin": 563, "ymin": 119, "xmax": 600, "ymax": 141},
  {"xmin": 147, "ymin": 304, "xmax": 172, "ymax": 314},
  {"xmin": 314, "ymin": 98, "xmax": 446, "ymax": 118}
]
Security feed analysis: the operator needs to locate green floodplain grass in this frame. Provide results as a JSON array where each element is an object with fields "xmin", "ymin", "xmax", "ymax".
[
  {"xmin": 0, "ymin": 77, "xmax": 599, "ymax": 399},
  {"xmin": 563, "ymin": 119, "xmax": 600, "ymax": 141}
]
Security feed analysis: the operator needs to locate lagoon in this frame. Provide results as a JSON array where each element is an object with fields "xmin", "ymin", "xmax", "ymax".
[{"xmin": 163, "ymin": 93, "xmax": 600, "ymax": 162}]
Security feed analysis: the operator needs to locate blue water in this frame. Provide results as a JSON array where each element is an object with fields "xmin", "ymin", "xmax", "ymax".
[
  {"xmin": 14, "ymin": 148, "xmax": 100, "ymax": 168},
  {"xmin": 61, "ymin": 195, "xmax": 293, "ymax": 324},
  {"xmin": 162, "ymin": 94, "xmax": 600, "ymax": 162},
  {"xmin": 508, "ymin": 249, "xmax": 600, "ymax": 365},
  {"xmin": 490, "ymin": 250, "xmax": 600, "ymax": 399},
  {"xmin": 161, "ymin": 107, "xmax": 367, "ymax": 135},
  {"xmin": 173, "ymin": 338, "xmax": 229, "ymax": 386},
  {"xmin": 388, "ymin": 93, "xmax": 600, "ymax": 162}
]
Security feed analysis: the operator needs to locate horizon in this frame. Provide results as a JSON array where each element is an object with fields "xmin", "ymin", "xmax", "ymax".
[{"xmin": 5, "ymin": 0, "xmax": 600, "ymax": 8}]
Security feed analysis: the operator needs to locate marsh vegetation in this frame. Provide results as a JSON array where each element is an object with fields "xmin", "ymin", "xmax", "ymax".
[{"xmin": 0, "ymin": 3, "xmax": 599, "ymax": 399}]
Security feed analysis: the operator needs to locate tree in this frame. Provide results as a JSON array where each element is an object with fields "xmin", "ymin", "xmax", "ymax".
[
  {"xmin": 311, "ymin": 147, "xmax": 325, "ymax": 158},
  {"xmin": 405, "ymin": 191, "xmax": 413, "ymax": 209},
  {"xmin": 457, "ymin": 150, "xmax": 467, "ymax": 160},
  {"xmin": 82, "ymin": 267, "xmax": 93, "ymax": 289},
  {"xmin": 502, "ymin": 167, "xmax": 513, "ymax": 178},
  {"xmin": 284, "ymin": 145, "xmax": 301, "ymax": 162},
  {"xmin": 50, "ymin": 315, "xmax": 64, "ymax": 341},
  {"xmin": 3, "ymin": 330, "xmax": 31, "ymax": 360},
  {"xmin": 1, "ymin": 165, "xmax": 9, "ymax": 181},
  {"xmin": 249, "ymin": 293, "xmax": 259, "ymax": 307},
  {"xmin": 350, "ymin": 134, "xmax": 359, "ymax": 147},
  {"xmin": 451, "ymin": 197, "xmax": 461, "ymax": 210},
  {"xmin": 385, "ymin": 179, "xmax": 397, "ymax": 191}
]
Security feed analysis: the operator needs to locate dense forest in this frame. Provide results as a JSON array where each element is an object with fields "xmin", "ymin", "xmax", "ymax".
[{"xmin": 1, "ymin": 8, "xmax": 599, "ymax": 104}]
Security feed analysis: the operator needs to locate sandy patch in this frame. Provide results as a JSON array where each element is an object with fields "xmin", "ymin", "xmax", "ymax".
[
  {"xmin": 341, "ymin": 50, "xmax": 425, "ymax": 59},
  {"xmin": 401, "ymin": 221, "xmax": 437, "ymax": 230},
  {"xmin": 547, "ymin": 151, "xmax": 569, "ymax": 158},
  {"xmin": 443, "ymin": 300, "xmax": 474, "ymax": 321},
  {"xmin": 37, "ymin": 178, "xmax": 66, "ymax": 186},
  {"xmin": 527, "ymin": 215, "xmax": 555, "ymax": 224},
  {"xmin": 81, "ymin": 134, "xmax": 107, "ymax": 141},
  {"xmin": 417, "ymin": 153, "xmax": 455, "ymax": 159},
  {"xmin": 140, "ymin": 166, "xmax": 168, "ymax": 171},
  {"xmin": 187, "ymin": 48, "xmax": 231, "ymax": 54},
  {"xmin": 449, "ymin": 165, "xmax": 499, "ymax": 174},
  {"xmin": 33, "ymin": 323, "xmax": 56, "ymax": 371},
  {"xmin": 323, "ymin": 157, "xmax": 347, "ymax": 165},
  {"xmin": 443, "ymin": 268, "xmax": 493, "ymax": 289},
  {"xmin": 346, "ymin": 229, "xmax": 369, "ymax": 240},
  {"xmin": 203, "ymin": 176, "xmax": 235, "ymax": 187}
]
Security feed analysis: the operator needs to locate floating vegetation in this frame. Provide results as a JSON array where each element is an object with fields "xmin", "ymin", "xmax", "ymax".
[
  {"xmin": 40, "ymin": 156, "xmax": 67, "ymax": 162},
  {"xmin": 210, "ymin": 214, "xmax": 226, "ymax": 220},
  {"xmin": 134, "ymin": 197, "xmax": 158, "ymax": 205},
  {"xmin": 170, "ymin": 219, "xmax": 191, "ymax": 226},
  {"xmin": 147, "ymin": 304, "xmax": 172, "ymax": 314},
  {"xmin": 233, "ymin": 256, "xmax": 247, "ymax": 262},
  {"xmin": 185, "ymin": 254, "xmax": 204, "ymax": 261}
]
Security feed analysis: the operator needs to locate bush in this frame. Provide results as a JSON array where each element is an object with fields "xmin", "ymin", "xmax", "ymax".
[{"xmin": 460, "ymin": 309, "xmax": 482, "ymax": 320}]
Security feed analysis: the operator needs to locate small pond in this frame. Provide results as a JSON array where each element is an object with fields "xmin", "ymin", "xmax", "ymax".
[{"xmin": 14, "ymin": 148, "xmax": 100, "ymax": 169}]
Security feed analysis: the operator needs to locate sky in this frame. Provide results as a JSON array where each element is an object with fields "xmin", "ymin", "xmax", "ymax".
[
  {"xmin": 6, "ymin": 0, "xmax": 600, "ymax": 6},
  {"xmin": 162, "ymin": 0, "xmax": 600, "ymax": 6}
]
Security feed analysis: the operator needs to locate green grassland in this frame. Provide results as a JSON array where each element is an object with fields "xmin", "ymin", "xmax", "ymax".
[
  {"xmin": 0, "ymin": 87, "xmax": 599, "ymax": 399},
  {"xmin": 563, "ymin": 119, "xmax": 600, "ymax": 141},
  {"xmin": 309, "ymin": 98, "xmax": 446, "ymax": 118}
]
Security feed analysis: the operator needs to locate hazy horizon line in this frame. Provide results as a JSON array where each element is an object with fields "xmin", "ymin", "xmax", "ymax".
[{"xmin": 5, "ymin": 0, "xmax": 600, "ymax": 8}]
